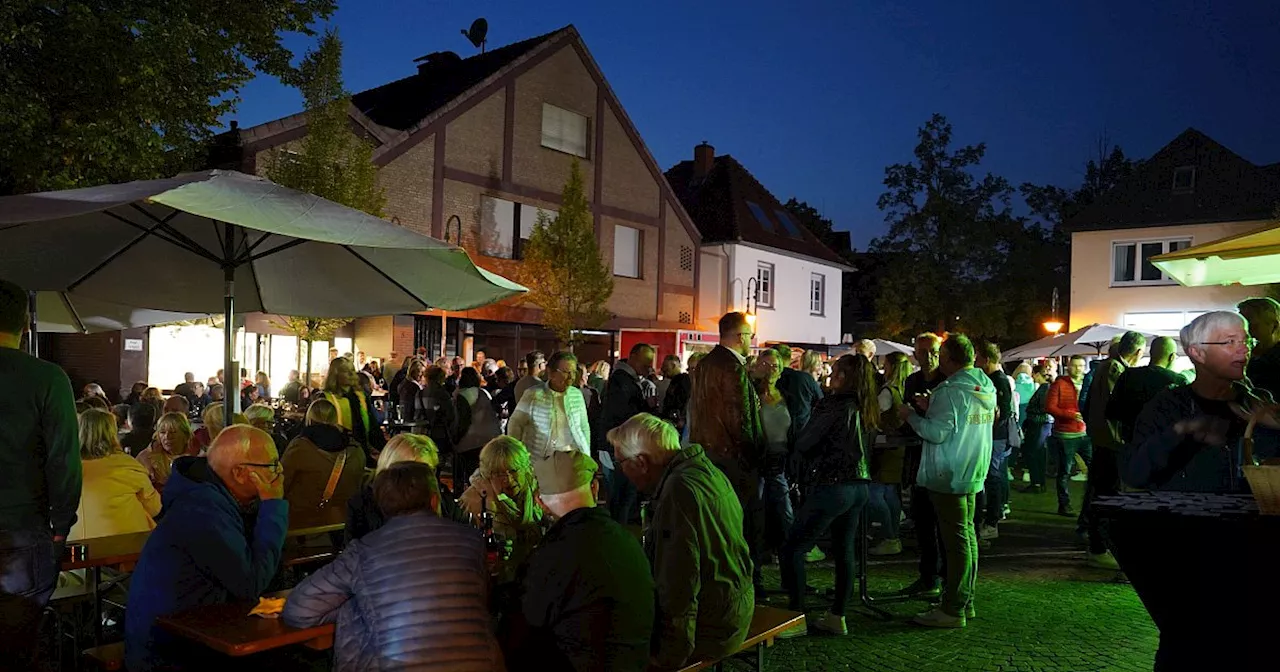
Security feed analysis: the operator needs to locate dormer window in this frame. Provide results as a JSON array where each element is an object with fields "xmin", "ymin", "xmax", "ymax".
[{"xmin": 1172, "ymin": 166, "xmax": 1196, "ymax": 194}]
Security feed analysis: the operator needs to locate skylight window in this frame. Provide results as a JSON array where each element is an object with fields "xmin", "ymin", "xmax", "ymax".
[
  {"xmin": 745, "ymin": 201, "xmax": 775, "ymax": 232},
  {"xmin": 773, "ymin": 209, "xmax": 804, "ymax": 238}
]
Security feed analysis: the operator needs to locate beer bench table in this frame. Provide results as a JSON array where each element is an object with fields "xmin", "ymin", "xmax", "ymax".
[
  {"xmin": 1094, "ymin": 492, "xmax": 1280, "ymax": 672},
  {"xmin": 157, "ymin": 590, "xmax": 335, "ymax": 657},
  {"xmin": 677, "ymin": 606, "xmax": 805, "ymax": 672}
]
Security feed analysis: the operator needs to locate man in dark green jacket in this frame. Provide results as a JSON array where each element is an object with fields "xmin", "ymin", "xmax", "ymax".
[
  {"xmin": 610, "ymin": 414, "xmax": 754, "ymax": 670},
  {"xmin": 0, "ymin": 279, "xmax": 82, "ymax": 670}
]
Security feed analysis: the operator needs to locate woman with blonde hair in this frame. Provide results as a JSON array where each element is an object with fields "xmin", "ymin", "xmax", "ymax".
[
  {"xmin": 867, "ymin": 351, "xmax": 913, "ymax": 557},
  {"xmin": 70, "ymin": 408, "xmax": 161, "ymax": 540},
  {"xmin": 135, "ymin": 412, "xmax": 192, "ymax": 490},
  {"xmin": 458, "ymin": 436, "xmax": 542, "ymax": 574},
  {"xmin": 322, "ymin": 356, "xmax": 386, "ymax": 456},
  {"xmin": 189, "ymin": 402, "xmax": 245, "ymax": 455},
  {"xmin": 282, "ymin": 399, "xmax": 367, "ymax": 529},
  {"xmin": 345, "ymin": 434, "xmax": 467, "ymax": 544},
  {"xmin": 588, "ymin": 360, "xmax": 612, "ymax": 398}
]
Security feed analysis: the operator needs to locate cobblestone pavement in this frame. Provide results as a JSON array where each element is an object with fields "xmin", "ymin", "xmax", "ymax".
[{"xmin": 752, "ymin": 484, "xmax": 1159, "ymax": 672}]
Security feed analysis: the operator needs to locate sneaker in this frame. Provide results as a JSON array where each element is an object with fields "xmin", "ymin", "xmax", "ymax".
[
  {"xmin": 869, "ymin": 538, "xmax": 903, "ymax": 556},
  {"xmin": 1087, "ymin": 550, "xmax": 1120, "ymax": 570},
  {"xmin": 804, "ymin": 547, "xmax": 826, "ymax": 563},
  {"xmin": 931, "ymin": 601, "xmax": 977, "ymax": 619},
  {"xmin": 775, "ymin": 622, "xmax": 808, "ymax": 639},
  {"xmin": 977, "ymin": 538, "xmax": 992, "ymax": 551},
  {"xmin": 811, "ymin": 612, "xmax": 848, "ymax": 635},
  {"xmin": 979, "ymin": 524, "xmax": 999, "ymax": 540},
  {"xmin": 1001, "ymin": 503, "xmax": 1011, "ymax": 519},
  {"xmin": 1070, "ymin": 472, "xmax": 1088, "ymax": 482},
  {"xmin": 897, "ymin": 578, "xmax": 942, "ymax": 599},
  {"xmin": 912, "ymin": 607, "xmax": 966, "ymax": 629},
  {"xmin": 1058, "ymin": 504, "xmax": 1075, "ymax": 517}
]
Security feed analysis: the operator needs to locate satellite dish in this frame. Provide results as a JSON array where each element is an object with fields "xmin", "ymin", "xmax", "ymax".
[{"xmin": 462, "ymin": 18, "xmax": 488, "ymax": 52}]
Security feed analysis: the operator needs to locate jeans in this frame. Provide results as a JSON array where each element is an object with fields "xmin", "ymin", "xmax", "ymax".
[
  {"xmin": 1083, "ymin": 447, "xmax": 1122, "ymax": 554},
  {"xmin": 0, "ymin": 529, "xmax": 58, "ymax": 672},
  {"xmin": 929, "ymin": 491, "xmax": 979, "ymax": 617},
  {"xmin": 911, "ymin": 485, "xmax": 945, "ymax": 584},
  {"xmin": 759, "ymin": 471, "xmax": 795, "ymax": 553},
  {"xmin": 1022, "ymin": 420, "xmax": 1051, "ymax": 487},
  {"xmin": 866, "ymin": 482, "xmax": 901, "ymax": 540},
  {"xmin": 610, "ymin": 463, "xmax": 641, "ymax": 525},
  {"xmin": 781, "ymin": 482, "xmax": 869, "ymax": 616},
  {"xmin": 1050, "ymin": 434, "xmax": 1093, "ymax": 508},
  {"xmin": 984, "ymin": 440, "xmax": 1010, "ymax": 526}
]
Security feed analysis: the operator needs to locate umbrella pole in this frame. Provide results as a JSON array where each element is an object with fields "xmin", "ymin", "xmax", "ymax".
[
  {"xmin": 224, "ymin": 265, "xmax": 237, "ymax": 423},
  {"xmin": 26, "ymin": 291, "xmax": 37, "ymax": 357}
]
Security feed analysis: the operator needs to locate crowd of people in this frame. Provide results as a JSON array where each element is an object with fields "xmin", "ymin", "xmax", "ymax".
[{"xmin": 6, "ymin": 264, "xmax": 1280, "ymax": 670}]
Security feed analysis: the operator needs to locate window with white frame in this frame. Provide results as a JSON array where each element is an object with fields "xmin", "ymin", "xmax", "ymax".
[
  {"xmin": 810, "ymin": 273, "xmax": 825, "ymax": 315},
  {"xmin": 1111, "ymin": 238, "xmax": 1191, "ymax": 286},
  {"xmin": 480, "ymin": 196, "xmax": 556, "ymax": 260},
  {"xmin": 541, "ymin": 103, "xmax": 589, "ymax": 157},
  {"xmin": 613, "ymin": 225, "xmax": 641, "ymax": 278},
  {"xmin": 756, "ymin": 262, "xmax": 774, "ymax": 309}
]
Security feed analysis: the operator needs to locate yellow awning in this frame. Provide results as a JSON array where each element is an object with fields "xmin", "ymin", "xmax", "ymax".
[{"xmin": 1150, "ymin": 222, "xmax": 1280, "ymax": 287}]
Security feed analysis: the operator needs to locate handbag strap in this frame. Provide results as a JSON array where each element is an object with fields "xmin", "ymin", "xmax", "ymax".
[{"xmin": 319, "ymin": 450, "xmax": 349, "ymax": 508}]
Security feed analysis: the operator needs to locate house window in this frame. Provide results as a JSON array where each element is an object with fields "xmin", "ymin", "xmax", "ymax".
[
  {"xmin": 745, "ymin": 201, "xmax": 776, "ymax": 232},
  {"xmin": 1111, "ymin": 238, "xmax": 1192, "ymax": 286},
  {"xmin": 810, "ymin": 273, "xmax": 825, "ymax": 315},
  {"xmin": 613, "ymin": 225, "xmax": 642, "ymax": 278},
  {"xmin": 756, "ymin": 262, "xmax": 774, "ymax": 309},
  {"xmin": 480, "ymin": 196, "xmax": 555, "ymax": 260},
  {"xmin": 1172, "ymin": 166, "xmax": 1196, "ymax": 194},
  {"xmin": 541, "ymin": 103, "xmax": 589, "ymax": 158}
]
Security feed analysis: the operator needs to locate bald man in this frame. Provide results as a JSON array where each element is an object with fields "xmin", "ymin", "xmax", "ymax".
[
  {"xmin": 125, "ymin": 425, "xmax": 288, "ymax": 672},
  {"xmin": 1106, "ymin": 335, "xmax": 1185, "ymax": 445}
]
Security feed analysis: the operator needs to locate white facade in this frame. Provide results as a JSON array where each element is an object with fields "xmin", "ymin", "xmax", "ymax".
[{"xmin": 698, "ymin": 242, "xmax": 846, "ymax": 346}]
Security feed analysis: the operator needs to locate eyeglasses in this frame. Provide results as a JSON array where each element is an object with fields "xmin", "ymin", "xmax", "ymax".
[
  {"xmin": 240, "ymin": 460, "xmax": 283, "ymax": 476},
  {"xmin": 1199, "ymin": 338, "xmax": 1257, "ymax": 350},
  {"xmin": 552, "ymin": 367, "xmax": 576, "ymax": 376}
]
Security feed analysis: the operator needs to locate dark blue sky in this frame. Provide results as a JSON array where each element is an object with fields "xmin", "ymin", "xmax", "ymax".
[{"xmin": 226, "ymin": 0, "xmax": 1280, "ymax": 248}]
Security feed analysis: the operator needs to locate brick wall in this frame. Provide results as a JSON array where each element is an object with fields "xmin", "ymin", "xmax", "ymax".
[
  {"xmin": 391, "ymin": 315, "xmax": 415, "ymax": 358},
  {"xmin": 377, "ymin": 136, "xmax": 435, "ymax": 236},
  {"xmin": 663, "ymin": 199, "xmax": 696, "ymax": 288},
  {"xmin": 511, "ymin": 47, "xmax": 598, "ymax": 197},
  {"xmin": 603, "ymin": 215, "xmax": 659, "ymax": 319},
  {"xmin": 600, "ymin": 106, "xmax": 659, "ymax": 217},
  {"xmin": 45, "ymin": 329, "xmax": 147, "ymax": 402},
  {"xmin": 446, "ymin": 89, "xmax": 505, "ymax": 177}
]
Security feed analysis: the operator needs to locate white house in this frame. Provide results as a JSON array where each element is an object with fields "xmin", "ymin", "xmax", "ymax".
[{"xmin": 665, "ymin": 143, "xmax": 852, "ymax": 354}]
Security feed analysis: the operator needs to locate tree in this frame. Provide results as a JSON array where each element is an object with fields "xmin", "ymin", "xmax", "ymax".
[
  {"xmin": 783, "ymin": 197, "xmax": 853, "ymax": 260},
  {"xmin": 519, "ymin": 159, "xmax": 614, "ymax": 349},
  {"xmin": 0, "ymin": 0, "xmax": 335, "ymax": 195},
  {"xmin": 269, "ymin": 316, "xmax": 351, "ymax": 388},
  {"xmin": 264, "ymin": 29, "xmax": 385, "ymax": 216},
  {"xmin": 869, "ymin": 113, "xmax": 1017, "ymax": 340}
]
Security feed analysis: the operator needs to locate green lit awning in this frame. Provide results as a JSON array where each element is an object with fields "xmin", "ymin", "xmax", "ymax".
[{"xmin": 1150, "ymin": 222, "xmax": 1280, "ymax": 287}]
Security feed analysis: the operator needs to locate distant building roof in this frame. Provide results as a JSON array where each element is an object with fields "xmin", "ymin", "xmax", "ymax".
[
  {"xmin": 1067, "ymin": 128, "xmax": 1280, "ymax": 232},
  {"xmin": 665, "ymin": 149, "xmax": 849, "ymax": 266}
]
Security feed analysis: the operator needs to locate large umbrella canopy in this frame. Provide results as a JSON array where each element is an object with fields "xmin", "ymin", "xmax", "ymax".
[
  {"xmin": 1150, "ymin": 222, "xmax": 1280, "ymax": 287},
  {"xmin": 0, "ymin": 170, "xmax": 527, "ymax": 418},
  {"xmin": 35, "ymin": 292, "xmax": 211, "ymax": 334},
  {"xmin": 1003, "ymin": 323, "xmax": 1151, "ymax": 360},
  {"xmin": 0, "ymin": 170, "xmax": 526, "ymax": 315}
]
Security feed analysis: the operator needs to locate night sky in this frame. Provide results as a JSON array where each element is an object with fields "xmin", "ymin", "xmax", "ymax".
[{"xmin": 226, "ymin": 0, "xmax": 1280, "ymax": 248}]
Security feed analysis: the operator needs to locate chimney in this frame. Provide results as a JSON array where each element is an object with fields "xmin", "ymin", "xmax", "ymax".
[
  {"xmin": 694, "ymin": 141, "xmax": 715, "ymax": 179},
  {"xmin": 229, "ymin": 120, "xmax": 238, "ymax": 131}
]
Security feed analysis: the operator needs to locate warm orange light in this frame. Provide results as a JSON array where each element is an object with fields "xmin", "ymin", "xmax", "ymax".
[
  {"xmin": 745, "ymin": 313, "xmax": 758, "ymax": 327},
  {"xmin": 1043, "ymin": 320, "xmax": 1064, "ymax": 334}
]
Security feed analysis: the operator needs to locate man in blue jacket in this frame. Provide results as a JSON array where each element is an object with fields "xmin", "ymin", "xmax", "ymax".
[
  {"xmin": 901, "ymin": 334, "xmax": 994, "ymax": 629},
  {"xmin": 125, "ymin": 425, "xmax": 288, "ymax": 671}
]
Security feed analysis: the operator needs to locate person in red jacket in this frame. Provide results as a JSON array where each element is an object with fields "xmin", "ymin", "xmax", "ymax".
[{"xmin": 1044, "ymin": 355, "xmax": 1091, "ymax": 516}]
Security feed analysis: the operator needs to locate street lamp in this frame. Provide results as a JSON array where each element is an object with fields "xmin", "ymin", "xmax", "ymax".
[{"xmin": 1043, "ymin": 287, "xmax": 1063, "ymax": 334}]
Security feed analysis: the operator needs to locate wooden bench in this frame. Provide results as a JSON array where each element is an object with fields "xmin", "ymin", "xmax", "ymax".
[
  {"xmin": 82, "ymin": 642, "xmax": 125, "ymax": 671},
  {"xmin": 677, "ymin": 606, "xmax": 805, "ymax": 672}
]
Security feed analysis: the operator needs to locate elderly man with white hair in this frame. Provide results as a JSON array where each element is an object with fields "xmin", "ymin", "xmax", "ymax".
[
  {"xmin": 608, "ymin": 413, "xmax": 753, "ymax": 670},
  {"xmin": 851, "ymin": 338, "xmax": 877, "ymax": 361},
  {"xmin": 1125, "ymin": 311, "xmax": 1280, "ymax": 493},
  {"xmin": 124, "ymin": 425, "xmax": 288, "ymax": 672}
]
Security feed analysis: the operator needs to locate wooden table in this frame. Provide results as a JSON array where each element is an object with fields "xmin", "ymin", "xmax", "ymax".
[
  {"xmin": 677, "ymin": 606, "xmax": 805, "ymax": 672},
  {"xmin": 62, "ymin": 531, "xmax": 152, "ymax": 645},
  {"xmin": 157, "ymin": 590, "xmax": 335, "ymax": 657}
]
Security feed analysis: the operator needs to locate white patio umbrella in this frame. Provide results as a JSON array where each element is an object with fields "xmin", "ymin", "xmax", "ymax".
[
  {"xmin": 1002, "ymin": 323, "xmax": 1152, "ymax": 360},
  {"xmin": 872, "ymin": 338, "xmax": 914, "ymax": 356},
  {"xmin": 0, "ymin": 170, "xmax": 527, "ymax": 420}
]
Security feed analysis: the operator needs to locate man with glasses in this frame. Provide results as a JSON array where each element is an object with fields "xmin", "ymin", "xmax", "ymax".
[
  {"xmin": 508, "ymin": 351, "xmax": 592, "ymax": 460},
  {"xmin": 1124, "ymin": 311, "xmax": 1280, "ymax": 493},
  {"xmin": 689, "ymin": 312, "xmax": 765, "ymax": 596},
  {"xmin": 126, "ymin": 425, "xmax": 288, "ymax": 672},
  {"xmin": 514, "ymin": 350, "xmax": 548, "ymax": 405}
]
